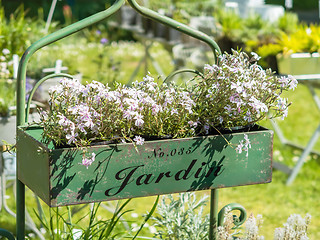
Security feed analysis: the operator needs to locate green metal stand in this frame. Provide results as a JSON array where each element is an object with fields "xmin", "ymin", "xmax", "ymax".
[{"xmin": 0, "ymin": 1, "xmax": 252, "ymax": 239}]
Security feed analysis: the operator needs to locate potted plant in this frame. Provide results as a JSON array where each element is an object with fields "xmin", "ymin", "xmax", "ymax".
[
  {"xmin": 17, "ymin": 50, "xmax": 296, "ymax": 207},
  {"xmin": 257, "ymin": 24, "xmax": 320, "ymax": 75}
]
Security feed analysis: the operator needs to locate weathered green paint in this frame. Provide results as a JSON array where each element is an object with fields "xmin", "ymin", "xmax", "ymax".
[{"xmin": 17, "ymin": 126, "xmax": 273, "ymax": 207}]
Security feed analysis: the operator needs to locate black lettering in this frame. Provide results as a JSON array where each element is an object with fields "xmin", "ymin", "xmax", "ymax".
[
  {"xmin": 148, "ymin": 149, "xmax": 157, "ymax": 159},
  {"xmin": 159, "ymin": 148, "xmax": 164, "ymax": 157},
  {"xmin": 194, "ymin": 162, "xmax": 207, "ymax": 178},
  {"xmin": 136, "ymin": 174, "xmax": 155, "ymax": 185},
  {"xmin": 214, "ymin": 166, "xmax": 224, "ymax": 176},
  {"xmin": 170, "ymin": 149, "xmax": 177, "ymax": 156},
  {"xmin": 175, "ymin": 159, "xmax": 197, "ymax": 180},
  {"xmin": 105, "ymin": 165, "xmax": 143, "ymax": 196},
  {"xmin": 186, "ymin": 147, "xmax": 192, "ymax": 154},
  {"xmin": 206, "ymin": 164, "xmax": 224, "ymax": 177},
  {"xmin": 178, "ymin": 148, "xmax": 184, "ymax": 155}
]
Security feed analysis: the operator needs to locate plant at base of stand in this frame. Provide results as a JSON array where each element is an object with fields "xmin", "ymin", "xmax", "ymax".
[
  {"xmin": 218, "ymin": 209, "xmax": 311, "ymax": 240},
  {"xmin": 32, "ymin": 197, "xmax": 159, "ymax": 240},
  {"xmin": 274, "ymin": 214, "xmax": 311, "ymax": 240},
  {"xmin": 151, "ymin": 192, "xmax": 210, "ymax": 240},
  {"xmin": 151, "ymin": 193, "xmax": 311, "ymax": 240}
]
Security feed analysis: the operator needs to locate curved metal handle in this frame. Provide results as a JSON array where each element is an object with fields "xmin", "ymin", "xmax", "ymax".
[
  {"xmin": 127, "ymin": 0, "xmax": 221, "ymax": 59},
  {"xmin": 163, "ymin": 68, "xmax": 204, "ymax": 84},
  {"xmin": 25, "ymin": 73, "xmax": 75, "ymax": 122},
  {"xmin": 218, "ymin": 203, "xmax": 247, "ymax": 228}
]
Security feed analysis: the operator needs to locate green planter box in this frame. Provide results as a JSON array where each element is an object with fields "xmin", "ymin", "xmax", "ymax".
[
  {"xmin": 277, "ymin": 53, "xmax": 320, "ymax": 75},
  {"xmin": 17, "ymin": 126, "xmax": 273, "ymax": 207}
]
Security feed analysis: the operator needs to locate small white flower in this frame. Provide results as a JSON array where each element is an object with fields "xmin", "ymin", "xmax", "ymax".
[
  {"xmin": 131, "ymin": 213, "xmax": 139, "ymax": 218},
  {"xmin": 134, "ymin": 114, "xmax": 144, "ymax": 127},
  {"xmin": 235, "ymin": 143, "xmax": 243, "ymax": 154},
  {"xmin": 251, "ymin": 52, "xmax": 261, "ymax": 61},
  {"xmin": 171, "ymin": 108, "xmax": 178, "ymax": 115},
  {"xmin": 133, "ymin": 135, "xmax": 144, "ymax": 145},
  {"xmin": 2, "ymin": 48, "xmax": 10, "ymax": 55}
]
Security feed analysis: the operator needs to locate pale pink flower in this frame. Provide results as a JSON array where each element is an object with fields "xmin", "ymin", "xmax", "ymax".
[
  {"xmin": 134, "ymin": 114, "xmax": 144, "ymax": 127},
  {"xmin": 80, "ymin": 153, "xmax": 96, "ymax": 169},
  {"xmin": 133, "ymin": 136, "xmax": 144, "ymax": 145}
]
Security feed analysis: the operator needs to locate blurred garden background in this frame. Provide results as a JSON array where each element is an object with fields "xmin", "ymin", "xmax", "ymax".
[{"xmin": 0, "ymin": 0, "xmax": 320, "ymax": 239}]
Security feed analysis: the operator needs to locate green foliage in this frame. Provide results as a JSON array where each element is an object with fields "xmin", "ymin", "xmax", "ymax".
[
  {"xmin": 277, "ymin": 12, "xmax": 299, "ymax": 34},
  {"xmin": 34, "ymin": 202, "xmax": 130, "ymax": 239},
  {"xmin": 0, "ymin": 2, "xmax": 56, "ymax": 59},
  {"xmin": 2, "ymin": 0, "xmax": 114, "ymax": 24},
  {"xmin": 151, "ymin": 193, "xmax": 210, "ymax": 239},
  {"xmin": 278, "ymin": 24, "xmax": 320, "ymax": 54},
  {"xmin": 0, "ymin": 80, "xmax": 15, "ymax": 117},
  {"xmin": 0, "ymin": 1, "xmax": 59, "ymax": 116},
  {"xmin": 32, "ymin": 197, "xmax": 159, "ymax": 240},
  {"xmin": 214, "ymin": 8, "xmax": 243, "ymax": 42}
]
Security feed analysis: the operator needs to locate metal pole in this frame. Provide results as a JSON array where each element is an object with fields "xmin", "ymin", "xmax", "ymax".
[
  {"xmin": 45, "ymin": 0, "xmax": 58, "ymax": 33},
  {"xmin": 16, "ymin": 1, "xmax": 125, "ymax": 238},
  {"xmin": 16, "ymin": 180, "xmax": 25, "ymax": 239},
  {"xmin": 209, "ymin": 189, "xmax": 218, "ymax": 240}
]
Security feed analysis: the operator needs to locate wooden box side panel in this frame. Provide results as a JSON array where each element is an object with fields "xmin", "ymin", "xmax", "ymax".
[{"xmin": 17, "ymin": 129, "xmax": 51, "ymax": 205}]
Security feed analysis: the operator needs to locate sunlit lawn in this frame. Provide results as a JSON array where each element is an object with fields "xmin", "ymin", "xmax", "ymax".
[{"xmin": 1, "ymin": 40, "xmax": 319, "ymax": 239}]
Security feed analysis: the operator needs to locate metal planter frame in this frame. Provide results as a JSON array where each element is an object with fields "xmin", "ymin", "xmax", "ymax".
[{"xmin": 0, "ymin": 1, "xmax": 274, "ymax": 239}]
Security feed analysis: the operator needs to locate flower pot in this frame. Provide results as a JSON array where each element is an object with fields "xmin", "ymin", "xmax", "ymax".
[
  {"xmin": 277, "ymin": 53, "xmax": 320, "ymax": 75},
  {"xmin": 17, "ymin": 125, "xmax": 273, "ymax": 207}
]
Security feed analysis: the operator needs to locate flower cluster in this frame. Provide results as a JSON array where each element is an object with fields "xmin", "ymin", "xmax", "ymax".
[
  {"xmin": 193, "ymin": 49, "xmax": 297, "ymax": 131},
  {"xmin": 40, "ymin": 50, "xmax": 297, "ymax": 167},
  {"xmin": 40, "ymin": 75, "xmax": 195, "ymax": 166},
  {"xmin": 217, "ymin": 211, "xmax": 265, "ymax": 240},
  {"xmin": 235, "ymin": 134, "xmax": 251, "ymax": 157},
  {"xmin": 274, "ymin": 214, "xmax": 311, "ymax": 240},
  {"xmin": 218, "ymin": 212, "xmax": 311, "ymax": 240}
]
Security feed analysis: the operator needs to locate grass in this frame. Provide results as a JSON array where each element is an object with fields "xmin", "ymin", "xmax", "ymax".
[{"xmin": 1, "ymin": 40, "xmax": 320, "ymax": 239}]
